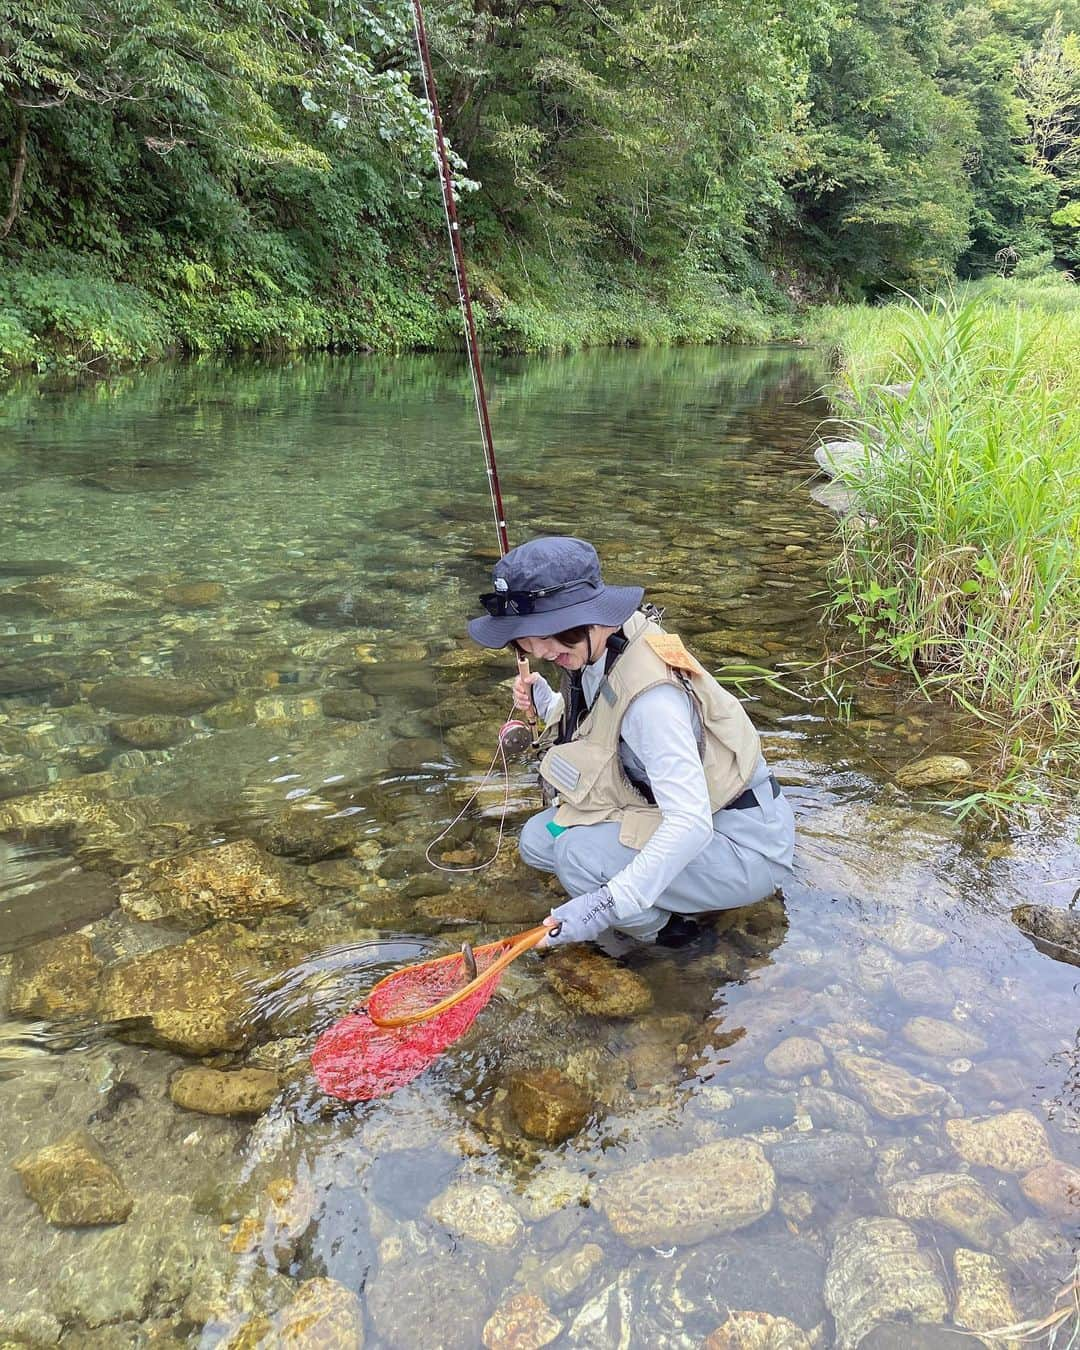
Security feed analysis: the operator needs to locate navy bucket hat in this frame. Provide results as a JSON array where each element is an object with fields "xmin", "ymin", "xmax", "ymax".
[{"xmin": 467, "ymin": 536, "xmax": 643, "ymax": 648}]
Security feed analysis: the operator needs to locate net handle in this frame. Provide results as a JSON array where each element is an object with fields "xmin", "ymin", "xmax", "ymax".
[{"xmin": 367, "ymin": 923, "xmax": 554, "ymax": 1028}]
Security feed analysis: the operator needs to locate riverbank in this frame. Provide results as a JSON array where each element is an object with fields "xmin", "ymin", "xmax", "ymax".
[
  {"xmin": 0, "ymin": 249, "xmax": 788, "ymax": 377},
  {"xmin": 806, "ymin": 275, "xmax": 1080, "ymax": 794}
]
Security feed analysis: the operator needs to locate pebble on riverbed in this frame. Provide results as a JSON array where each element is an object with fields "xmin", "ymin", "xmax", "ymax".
[
  {"xmin": 169, "ymin": 1067, "xmax": 280, "ymax": 1117},
  {"xmin": 15, "ymin": 1130, "xmax": 133, "ymax": 1226}
]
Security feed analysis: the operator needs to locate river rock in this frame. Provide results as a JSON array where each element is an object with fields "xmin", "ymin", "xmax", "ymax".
[
  {"xmin": 835, "ymin": 1053, "xmax": 947, "ymax": 1119},
  {"xmin": 703, "ymin": 1311, "xmax": 811, "ymax": 1349},
  {"xmin": 814, "ymin": 440, "xmax": 872, "ymax": 479},
  {"xmin": 1019, "ymin": 1159, "xmax": 1080, "ymax": 1218},
  {"xmin": 295, "ymin": 587, "xmax": 386, "ymax": 628},
  {"xmin": 597, "ymin": 1139, "xmax": 775, "ymax": 1247},
  {"xmin": 895, "ymin": 756, "xmax": 973, "ymax": 789},
  {"xmin": 1010, "ymin": 903, "xmax": 1080, "ymax": 967},
  {"xmin": 859, "ymin": 1327, "xmax": 971, "ymax": 1349},
  {"xmin": 7, "ymin": 932, "xmax": 101, "ymax": 1017},
  {"xmin": 769, "ymin": 1132, "xmax": 873, "ymax": 1184},
  {"xmin": 483, "ymin": 1293, "xmax": 562, "ymax": 1350},
  {"xmin": 367, "ymin": 1246, "xmax": 489, "ymax": 1349},
  {"xmin": 891, "ymin": 962, "xmax": 953, "ymax": 1008},
  {"xmin": 162, "ymin": 581, "xmax": 225, "ymax": 608},
  {"xmin": 228, "ymin": 1277, "xmax": 363, "ymax": 1347},
  {"xmin": 427, "ymin": 1182, "xmax": 524, "ymax": 1248},
  {"xmin": 663, "ymin": 1236, "xmax": 828, "ymax": 1334},
  {"xmin": 169, "ymin": 1067, "xmax": 279, "ymax": 1116},
  {"xmin": 256, "ymin": 809, "xmax": 357, "ymax": 863},
  {"xmin": 543, "ymin": 947, "xmax": 652, "ymax": 1018},
  {"xmin": 542, "ymin": 1242, "xmax": 604, "ymax": 1298},
  {"xmin": 108, "ymin": 716, "xmax": 191, "ymax": 749},
  {"xmin": 564, "ymin": 1270, "xmax": 635, "ymax": 1347},
  {"xmin": 508, "ymin": 1068, "xmax": 593, "ymax": 1144},
  {"xmin": 945, "ymin": 1109, "xmax": 1053, "ymax": 1173},
  {"xmin": 878, "ymin": 917, "xmax": 946, "ymax": 957},
  {"xmin": 90, "ymin": 676, "xmax": 219, "ymax": 716},
  {"xmin": 823, "ymin": 1217, "xmax": 949, "ymax": 1350},
  {"xmin": 998, "ymin": 1218, "xmax": 1075, "ymax": 1289},
  {"xmin": 0, "ymin": 661, "xmax": 66, "ymax": 695},
  {"xmin": 119, "ymin": 839, "xmax": 300, "ymax": 926},
  {"xmin": 952, "ymin": 1248, "xmax": 1016, "ymax": 1333},
  {"xmin": 901, "ymin": 1016, "xmax": 986, "ymax": 1058},
  {"xmin": 796, "ymin": 1088, "xmax": 871, "ymax": 1134},
  {"xmin": 321, "ymin": 688, "xmax": 377, "ymax": 721},
  {"xmin": 97, "ymin": 922, "xmax": 261, "ymax": 1054},
  {"xmin": 13, "ymin": 574, "xmax": 144, "ymax": 617},
  {"xmin": 763, "ymin": 1036, "xmax": 827, "ymax": 1078},
  {"xmin": 15, "ymin": 1130, "xmax": 133, "ymax": 1226},
  {"xmin": 885, "ymin": 1172, "xmax": 1012, "ymax": 1248}
]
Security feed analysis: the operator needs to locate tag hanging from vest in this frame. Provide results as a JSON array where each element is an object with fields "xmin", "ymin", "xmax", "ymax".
[{"xmin": 644, "ymin": 631, "xmax": 706, "ymax": 677}]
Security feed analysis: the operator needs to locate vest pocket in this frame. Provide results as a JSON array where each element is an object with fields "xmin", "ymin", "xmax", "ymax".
[{"xmin": 540, "ymin": 740, "xmax": 610, "ymax": 807}]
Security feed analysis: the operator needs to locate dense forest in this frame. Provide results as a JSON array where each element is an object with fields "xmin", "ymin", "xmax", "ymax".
[{"xmin": 1, "ymin": 0, "xmax": 1079, "ymax": 366}]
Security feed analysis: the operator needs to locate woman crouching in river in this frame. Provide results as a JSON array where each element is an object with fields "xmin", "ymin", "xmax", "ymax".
[{"xmin": 467, "ymin": 536, "xmax": 795, "ymax": 951}]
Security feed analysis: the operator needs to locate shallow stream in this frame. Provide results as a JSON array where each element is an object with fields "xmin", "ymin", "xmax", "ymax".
[{"xmin": 0, "ymin": 347, "xmax": 1077, "ymax": 1348}]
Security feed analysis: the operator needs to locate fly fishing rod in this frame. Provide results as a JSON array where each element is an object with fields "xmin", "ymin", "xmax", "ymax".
[{"xmin": 410, "ymin": 0, "xmax": 537, "ymax": 748}]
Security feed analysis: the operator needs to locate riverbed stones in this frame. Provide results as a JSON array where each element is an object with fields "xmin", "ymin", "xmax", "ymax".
[
  {"xmin": 769, "ymin": 1132, "xmax": 873, "ymax": 1184},
  {"xmin": 901, "ymin": 1016, "xmax": 986, "ymax": 1058},
  {"xmin": 162, "ymin": 581, "xmax": 225, "ymax": 608},
  {"xmin": 119, "ymin": 839, "xmax": 300, "ymax": 926},
  {"xmin": 97, "ymin": 922, "xmax": 261, "ymax": 1054},
  {"xmin": 952, "ymin": 1249, "xmax": 1017, "ymax": 1333},
  {"xmin": 1011, "ymin": 903, "xmax": 1080, "ymax": 966},
  {"xmin": 703, "ymin": 1311, "xmax": 811, "ymax": 1349},
  {"xmin": 666, "ymin": 1234, "xmax": 828, "ymax": 1332},
  {"xmin": 13, "ymin": 574, "xmax": 145, "ymax": 617},
  {"xmin": 427, "ymin": 1182, "xmax": 524, "ymax": 1248},
  {"xmin": 1020, "ymin": 1159, "xmax": 1080, "ymax": 1218},
  {"xmin": 885, "ymin": 1172, "xmax": 1012, "ymax": 1248},
  {"xmin": 321, "ymin": 688, "xmax": 377, "ymax": 721},
  {"xmin": 15, "ymin": 1130, "xmax": 133, "ymax": 1226},
  {"xmin": 796, "ymin": 1088, "xmax": 871, "ymax": 1134},
  {"xmin": 295, "ymin": 587, "xmax": 386, "ymax": 628},
  {"xmin": 256, "ymin": 809, "xmax": 356, "ymax": 863},
  {"xmin": 543, "ymin": 947, "xmax": 652, "ymax": 1018},
  {"xmin": 169, "ymin": 1067, "xmax": 279, "ymax": 1116},
  {"xmin": 89, "ymin": 675, "xmax": 219, "ymax": 716},
  {"xmin": 541, "ymin": 1242, "xmax": 604, "ymax": 1298},
  {"xmin": 108, "ymin": 715, "xmax": 192, "ymax": 750},
  {"xmin": 7, "ymin": 932, "xmax": 101, "ymax": 1017},
  {"xmin": 763, "ymin": 1036, "xmax": 827, "ymax": 1078},
  {"xmin": 597, "ymin": 1139, "xmax": 775, "ymax": 1247},
  {"xmin": 895, "ymin": 755, "xmax": 973, "ymax": 789},
  {"xmin": 482, "ymin": 1293, "xmax": 562, "ymax": 1350},
  {"xmin": 945, "ymin": 1108, "xmax": 1052, "ymax": 1173},
  {"xmin": 227, "ymin": 1276, "xmax": 363, "ymax": 1348},
  {"xmin": 508, "ymin": 1068, "xmax": 593, "ymax": 1144},
  {"xmin": 823, "ymin": 1217, "xmax": 949, "ymax": 1350},
  {"xmin": 835, "ymin": 1052, "xmax": 948, "ymax": 1119},
  {"xmin": 878, "ymin": 917, "xmax": 946, "ymax": 957},
  {"xmin": 890, "ymin": 961, "xmax": 954, "ymax": 1007}
]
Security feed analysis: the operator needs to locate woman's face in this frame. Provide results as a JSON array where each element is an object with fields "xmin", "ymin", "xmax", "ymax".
[{"xmin": 516, "ymin": 632, "xmax": 592, "ymax": 670}]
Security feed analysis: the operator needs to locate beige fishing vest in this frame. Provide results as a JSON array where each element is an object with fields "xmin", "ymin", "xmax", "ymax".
[{"xmin": 539, "ymin": 612, "xmax": 762, "ymax": 849}]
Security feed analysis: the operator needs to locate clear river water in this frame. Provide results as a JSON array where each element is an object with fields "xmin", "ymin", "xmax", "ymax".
[{"xmin": 0, "ymin": 346, "xmax": 1076, "ymax": 1348}]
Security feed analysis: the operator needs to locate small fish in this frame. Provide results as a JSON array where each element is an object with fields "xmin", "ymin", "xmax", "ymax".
[{"xmin": 460, "ymin": 942, "xmax": 478, "ymax": 982}]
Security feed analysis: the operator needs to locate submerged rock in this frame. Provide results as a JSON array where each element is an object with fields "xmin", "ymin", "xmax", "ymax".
[
  {"xmin": 108, "ymin": 715, "xmax": 191, "ymax": 749},
  {"xmin": 256, "ymin": 809, "xmax": 357, "ymax": 863},
  {"xmin": 901, "ymin": 1016, "xmax": 986, "ymax": 1058},
  {"xmin": 763, "ymin": 1035, "xmax": 827, "ymax": 1078},
  {"xmin": 15, "ymin": 1130, "xmax": 133, "ymax": 1226},
  {"xmin": 119, "ymin": 839, "xmax": 301, "ymax": 926},
  {"xmin": 483, "ymin": 1293, "xmax": 562, "ymax": 1350},
  {"xmin": 945, "ymin": 1109, "xmax": 1053, "ymax": 1174},
  {"xmin": 162, "ymin": 581, "xmax": 225, "ymax": 608},
  {"xmin": 597, "ymin": 1139, "xmax": 775, "ymax": 1247},
  {"xmin": 835, "ymin": 1052, "xmax": 948, "ymax": 1119},
  {"xmin": 769, "ymin": 1133, "xmax": 873, "ymax": 1184},
  {"xmin": 543, "ymin": 947, "xmax": 652, "ymax": 1018},
  {"xmin": 508, "ymin": 1068, "xmax": 593, "ymax": 1144},
  {"xmin": 223, "ymin": 1276, "xmax": 363, "ymax": 1348},
  {"xmin": 427, "ymin": 1182, "xmax": 524, "ymax": 1249},
  {"xmin": 703, "ymin": 1311, "xmax": 811, "ymax": 1349},
  {"xmin": 295, "ymin": 587, "xmax": 386, "ymax": 628},
  {"xmin": 895, "ymin": 755, "xmax": 973, "ymax": 789},
  {"xmin": 169, "ymin": 1067, "xmax": 279, "ymax": 1116},
  {"xmin": 952, "ymin": 1248, "xmax": 1017, "ymax": 1334},
  {"xmin": 885, "ymin": 1172, "xmax": 1012, "ymax": 1248},
  {"xmin": 663, "ymin": 1235, "xmax": 827, "ymax": 1334},
  {"xmin": 1010, "ymin": 903, "xmax": 1080, "ymax": 967},
  {"xmin": 823, "ymin": 1217, "xmax": 948, "ymax": 1350},
  {"xmin": 7, "ymin": 932, "xmax": 101, "ymax": 1018},
  {"xmin": 321, "ymin": 688, "xmax": 377, "ymax": 721},
  {"xmin": 90, "ymin": 676, "xmax": 219, "ymax": 716},
  {"xmin": 1020, "ymin": 1159, "xmax": 1080, "ymax": 1219},
  {"xmin": 97, "ymin": 922, "xmax": 261, "ymax": 1054},
  {"xmin": 12, "ymin": 574, "xmax": 145, "ymax": 617}
]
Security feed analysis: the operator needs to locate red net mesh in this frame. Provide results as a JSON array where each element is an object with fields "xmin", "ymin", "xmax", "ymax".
[
  {"xmin": 366, "ymin": 940, "xmax": 513, "ymax": 1025},
  {"xmin": 311, "ymin": 975, "xmax": 500, "ymax": 1101}
]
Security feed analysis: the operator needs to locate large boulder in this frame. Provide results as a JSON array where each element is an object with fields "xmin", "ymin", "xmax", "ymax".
[
  {"xmin": 544, "ymin": 947, "xmax": 652, "ymax": 1018},
  {"xmin": 119, "ymin": 839, "xmax": 302, "ymax": 926},
  {"xmin": 597, "ymin": 1139, "xmax": 775, "ymax": 1247},
  {"xmin": 507, "ymin": 1068, "xmax": 593, "ymax": 1144}
]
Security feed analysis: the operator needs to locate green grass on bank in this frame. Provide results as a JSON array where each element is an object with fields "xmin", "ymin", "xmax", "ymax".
[
  {"xmin": 808, "ymin": 275, "xmax": 1080, "ymax": 777},
  {"xmin": 0, "ymin": 248, "xmax": 781, "ymax": 376}
]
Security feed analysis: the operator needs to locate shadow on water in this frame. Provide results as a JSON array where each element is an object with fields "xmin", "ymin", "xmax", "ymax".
[{"xmin": 0, "ymin": 346, "xmax": 1077, "ymax": 1346}]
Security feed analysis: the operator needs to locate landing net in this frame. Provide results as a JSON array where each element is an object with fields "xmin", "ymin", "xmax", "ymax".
[{"xmin": 366, "ymin": 938, "xmax": 515, "ymax": 1026}]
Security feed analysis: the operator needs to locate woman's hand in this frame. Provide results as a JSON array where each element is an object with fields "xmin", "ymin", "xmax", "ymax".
[
  {"xmin": 513, "ymin": 669, "xmax": 541, "ymax": 711},
  {"xmin": 537, "ymin": 887, "xmax": 614, "ymax": 946}
]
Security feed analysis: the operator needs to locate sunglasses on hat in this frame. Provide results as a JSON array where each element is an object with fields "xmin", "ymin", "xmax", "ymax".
[{"xmin": 478, "ymin": 577, "xmax": 593, "ymax": 618}]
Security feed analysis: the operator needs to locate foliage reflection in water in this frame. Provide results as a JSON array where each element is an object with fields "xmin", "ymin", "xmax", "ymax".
[{"xmin": 0, "ymin": 347, "xmax": 1076, "ymax": 1347}]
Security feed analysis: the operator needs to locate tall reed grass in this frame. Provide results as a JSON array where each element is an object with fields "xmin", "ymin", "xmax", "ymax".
[{"xmin": 809, "ymin": 278, "xmax": 1080, "ymax": 770}]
